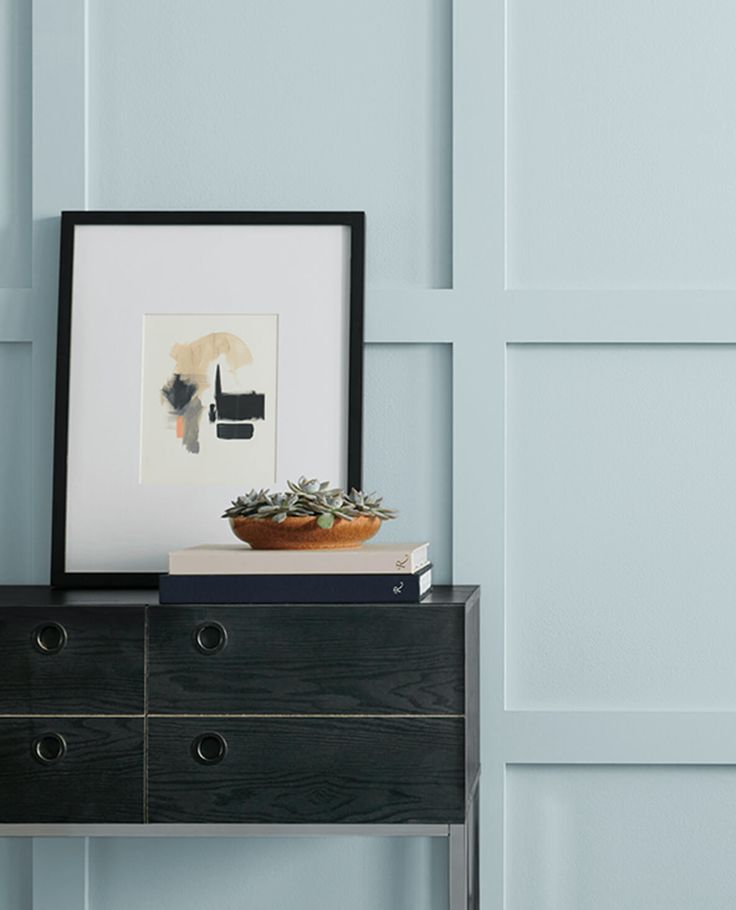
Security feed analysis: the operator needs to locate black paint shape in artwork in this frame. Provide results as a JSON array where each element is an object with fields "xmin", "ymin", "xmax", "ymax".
[
  {"xmin": 162, "ymin": 374, "xmax": 197, "ymax": 412},
  {"xmin": 214, "ymin": 364, "xmax": 265, "ymax": 420},
  {"xmin": 217, "ymin": 424, "xmax": 255, "ymax": 440},
  {"xmin": 162, "ymin": 374, "xmax": 202, "ymax": 454}
]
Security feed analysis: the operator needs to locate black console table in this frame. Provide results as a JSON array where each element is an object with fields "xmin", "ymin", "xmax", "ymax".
[{"xmin": 0, "ymin": 585, "xmax": 479, "ymax": 909}]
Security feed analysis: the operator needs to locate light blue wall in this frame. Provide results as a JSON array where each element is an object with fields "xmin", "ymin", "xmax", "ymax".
[
  {"xmin": 364, "ymin": 343, "xmax": 452, "ymax": 584},
  {"xmin": 89, "ymin": 837, "xmax": 447, "ymax": 910},
  {"xmin": 7, "ymin": 2, "xmax": 736, "ymax": 907},
  {"xmin": 0, "ymin": 342, "xmax": 32, "ymax": 581},
  {"xmin": 0, "ymin": 839, "xmax": 31, "ymax": 910},
  {"xmin": 0, "ymin": 0, "xmax": 30, "ymax": 288},
  {"xmin": 87, "ymin": 0, "xmax": 453, "ymax": 290},
  {"xmin": 0, "ymin": 0, "xmax": 32, "ymax": 582},
  {"xmin": 0, "ymin": 1, "xmax": 455, "ymax": 906}
]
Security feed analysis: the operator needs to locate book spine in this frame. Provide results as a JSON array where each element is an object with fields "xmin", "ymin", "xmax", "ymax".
[
  {"xmin": 169, "ymin": 545, "xmax": 430, "ymax": 576},
  {"xmin": 159, "ymin": 567, "xmax": 432, "ymax": 604}
]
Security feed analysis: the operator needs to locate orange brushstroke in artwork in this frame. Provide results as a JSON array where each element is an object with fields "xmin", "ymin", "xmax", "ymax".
[{"xmin": 176, "ymin": 416, "xmax": 184, "ymax": 438}]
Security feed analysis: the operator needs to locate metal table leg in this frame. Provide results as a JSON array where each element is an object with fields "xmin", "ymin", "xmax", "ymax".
[
  {"xmin": 449, "ymin": 786, "xmax": 479, "ymax": 910},
  {"xmin": 449, "ymin": 823, "xmax": 467, "ymax": 910}
]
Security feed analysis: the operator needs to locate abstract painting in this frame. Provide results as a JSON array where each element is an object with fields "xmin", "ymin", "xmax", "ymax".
[{"xmin": 140, "ymin": 314, "xmax": 278, "ymax": 485}]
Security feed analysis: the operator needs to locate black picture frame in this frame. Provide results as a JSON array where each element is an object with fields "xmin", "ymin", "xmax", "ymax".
[{"xmin": 52, "ymin": 211, "xmax": 365, "ymax": 588}]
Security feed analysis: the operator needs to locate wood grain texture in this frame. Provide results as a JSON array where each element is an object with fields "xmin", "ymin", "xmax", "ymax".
[
  {"xmin": 0, "ymin": 606, "xmax": 144, "ymax": 713},
  {"xmin": 0, "ymin": 717, "xmax": 143, "ymax": 822},
  {"xmin": 0, "ymin": 586, "xmax": 479, "ymax": 829},
  {"xmin": 148, "ymin": 716, "xmax": 465, "ymax": 824},
  {"xmin": 0, "ymin": 587, "xmax": 156, "ymax": 606},
  {"xmin": 148, "ymin": 604, "xmax": 464, "ymax": 714}
]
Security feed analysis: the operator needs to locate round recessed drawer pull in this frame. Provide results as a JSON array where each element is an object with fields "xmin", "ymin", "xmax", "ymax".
[
  {"xmin": 193, "ymin": 622, "xmax": 228, "ymax": 655},
  {"xmin": 33, "ymin": 622, "xmax": 68, "ymax": 655},
  {"xmin": 192, "ymin": 732, "xmax": 228, "ymax": 765},
  {"xmin": 32, "ymin": 733, "xmax": 67, "ymax": 765}
]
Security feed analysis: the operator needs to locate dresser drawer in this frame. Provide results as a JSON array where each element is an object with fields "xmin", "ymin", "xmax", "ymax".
[
  {"xmin": 148, "ymin": 605, "xmax": 464, "ymax": 714},
  {"xmin": 148, "ymin": 716, "xmax": 464, "ymax": 824},
  {"xmin": 0, "ymin": 606, "xmax": 144, "ymax": 713},
  {"xmin": 0, "ymin": 718, "xmax": 143, "ymax": 823}
]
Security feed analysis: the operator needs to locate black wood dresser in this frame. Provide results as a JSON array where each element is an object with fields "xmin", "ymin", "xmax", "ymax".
[{"xmin": 0, "ymin": 585, "xmax": 479, "ymax": 909}]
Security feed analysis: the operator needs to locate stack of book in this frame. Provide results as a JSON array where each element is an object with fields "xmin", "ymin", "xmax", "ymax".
[{"xmin": 158, "ymin": 542, "xmax": 432, "ymax": 604}]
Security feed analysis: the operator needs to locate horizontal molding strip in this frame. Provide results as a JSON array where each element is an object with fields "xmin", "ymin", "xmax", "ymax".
[
  {"xmin": 0, "ymin": 289, "xmax": 32, "ymax": 304},
  {"xmin": 365, "ymin": 288, "xmax": 459, "ymax": 343},
  {"xmin": 500, "ymin": 711, "xmax": 736, "ymax": 764},
  {"xmin": 0, "ymin": 293, "xmax": 34, "ymax": 342},
  {"xmin": 501, "ymin": 291, "xmax": 736, "ymax": 343}
]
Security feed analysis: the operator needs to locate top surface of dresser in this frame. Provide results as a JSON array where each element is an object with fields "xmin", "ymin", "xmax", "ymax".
[{"xmin": 0, "ymin": 586, "xmax": 478, "ymax": 607}]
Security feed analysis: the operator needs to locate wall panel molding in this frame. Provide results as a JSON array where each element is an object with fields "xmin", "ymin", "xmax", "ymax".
[
  {"xmin": 503, "ymin": 712, "xmax": 736, "ymax": 764},
  {"xmin": 29, "ymin": 0, "xmax": 87, "ymax": 581},
  {"xmin": 0, "ymin": 838, "xmax": 31, "ymax": 909},
  {"xmin": 32, "ymin": 839, "xmax": 88, "ymax": 910},
  {"xmin": 0, "ymin": 0, "xmax": 31, "ymax": 289},
  {"xmin": 0, "ymin": 342, "xmax": 33, "ymax": 583}
]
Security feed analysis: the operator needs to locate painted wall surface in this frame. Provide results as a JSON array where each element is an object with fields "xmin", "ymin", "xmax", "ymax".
[
  {"xmin": 0, "ymin": 839, "xmax": 31, "ymax": 910},
  {"xmin": 87, "ymin": 0, "xmax": 453, "ymax": 290},
  {"xmin": 5, "ymin": 0, "xmax": 736, "ymax": 908},
  {"xmin": 88, "ymin": 837, "xmax": 447, "ymax": 910},
  {"xmin": 0, "ymin": 0, "xmax": 30, "ymax": 288},
  {"xmin": 0, "ymin": 1, "xmax": 454, "ymax": 906},
  {"xmin": 507, "ymin": 766, "xmax": 736, "ymax": 910}
]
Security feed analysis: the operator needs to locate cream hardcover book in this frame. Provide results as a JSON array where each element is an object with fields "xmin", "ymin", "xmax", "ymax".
[{"xmin": 169, "ymin": 542, "xmax": 430, "ymax": 576}]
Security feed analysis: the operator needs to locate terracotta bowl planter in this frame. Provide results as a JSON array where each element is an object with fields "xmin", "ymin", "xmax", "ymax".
[{"xmin": 229, "ymin": 514, "xmax": 382, "ymax": 550}]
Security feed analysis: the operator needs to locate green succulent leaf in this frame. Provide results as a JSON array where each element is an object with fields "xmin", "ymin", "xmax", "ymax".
[{"xmin": 223, "ymin": 478, "xmax": 398, "ymax": 523}]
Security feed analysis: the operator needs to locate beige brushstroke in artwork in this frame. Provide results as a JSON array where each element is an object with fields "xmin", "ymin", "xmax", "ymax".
[
  {"xmin": 161, "ymin": 332, "xmax": 254, "ymax": 455},
  {"xmin": 170, "ymin": 332, "xmax": 253, "ymax": 389}
]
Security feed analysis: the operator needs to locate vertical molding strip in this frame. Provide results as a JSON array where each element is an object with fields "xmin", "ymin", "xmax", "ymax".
[
  {"xmin": 451, "ymin": 2, "xmax": 506, "ymax": 909},
  {"xmin": 83, "ymin": 0, "xmax": 91, "ymax": 208},
  {"xmin": 32, "ymin": 838, "xmax": 89, "ymax": 910},
  {"xmin": 85, "ymin": 837, "xmax": 90, "ymax": 909},
  {"xmin": 0, "ymin": 0, "xmax": 32, "ymax": 290},
  {"xmin": 31, "ymin": 0, "xmax": 90, "ymax": 889},
  {"xmin": 30, "ymin": 0, "xmax": 87, "ymax": 582}
]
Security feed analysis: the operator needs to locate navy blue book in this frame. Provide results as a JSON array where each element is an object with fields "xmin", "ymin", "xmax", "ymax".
[{"xmin": 159, "ymin": 564, "xmax": 432, "ymax": 604}]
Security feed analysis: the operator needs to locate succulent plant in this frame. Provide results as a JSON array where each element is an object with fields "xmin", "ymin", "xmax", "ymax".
[{"xmin": 222, "ymin": 477, "xmax": 398, "ymax": 529}]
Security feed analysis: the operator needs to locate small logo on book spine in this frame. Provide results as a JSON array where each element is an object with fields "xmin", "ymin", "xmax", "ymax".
[
  {"xmin": 395, "ymin": 555, "xmax": 409, "ymax": 570},
  {"xmin": 392, "ymin": 581, "xmax": 404, "ymax": 596}
]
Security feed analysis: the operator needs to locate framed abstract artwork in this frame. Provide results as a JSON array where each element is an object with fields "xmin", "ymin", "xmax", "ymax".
[{"xmin": 52, "ymin": 211, "xmax": 365, "ymax": 587}]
